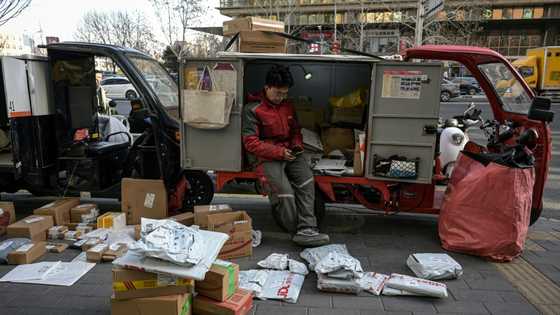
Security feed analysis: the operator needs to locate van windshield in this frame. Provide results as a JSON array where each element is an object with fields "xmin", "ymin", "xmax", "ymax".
[
  {"xmin": 128, "ymin": 55, "xmax": 178, "ymax": 109},
  {"xmin": 478, "ymin": 62, "xmax": 532, "ymax": 114}
]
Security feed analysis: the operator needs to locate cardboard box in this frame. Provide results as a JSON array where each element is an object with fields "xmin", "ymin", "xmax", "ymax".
[
  {"xmin": 0, "ymin": 202, "xmax": 16, "ymax": 236},
  {"xmin": 112, "ymin": 268, "xmax": 195, "ymax": 300},
  {"xmin": 330, "ymin": 106, "xmax": 364, "ymax": 125},
  {"xmin": 321, "ymin": 127, "xmax": 355, "ymax": 155},
  {"xmin": 194, "ymin": 205, "xmax": 232, "ymax": 228},
  {"xmin": 218, "ymin": 231, "xmax": 253, "ymax": 260},
  {"xmin": 48, "ymin": 225, "xmax": 69, "ymax": 240},
  {"xmin": 134, "ymin": 224, "xmax": 141, "ymax": 240},
  {"xmin": 70, "ymin": 203, "xmax": 98, "ymax": 223},
  {"xmin": 196, "ymin": 260, "xmax": 239, "ymax": 302},
  {"xmin": 46, "ymin": 242, "xmax": 68, "ymax": 253},
  {"xmin": 86, "ymin": 243, "xmax": 108, "ymax": 262},
  {"xmin": 81, "ymin": 238, "xmax": 103, "ymax": 251},
  {"xmin": 7, "ymin": 215, "xmax": 54, "ymax": 241},
  {"xmin": 33, "ymin": 198, "xmax": 79, "ymax": 225},
  {"xmin": 194, "ymin": 288, "xmax": 253, "ymax": 315},
  {"xmin": 208, "ymin": 211, "xmax": 251, "ymax": 235},
  {"xmin": 169, "ymin": 212, "xmax": 194, "ymax": 226},
  {"xmin": 102, "ymin": 243, "xmax": 128, "ymax": 262},
  {"xmin": 238, "ymin": 31, "xmax": 287, "ymax": 54},
  {"xmin": 295, "ymin": 105, "xmax": 325, "ymax": 132},
  {"xmin": 64, "ymin": 230, "xmax": 82, "ymax": 241},
  {"xmin": 68, "ymin": 222, "xmax": 96, "ymax": 231},
  {"xmin": 7, "ymin": 241, "xmax": 46, "ymax": 265},
  {"xmin": 121, "ymin": 178, "xmax": 168, "ymax": 225},
  {"xmin": 112, "ymin": 293, "xmax": 192, "ymax": 315},
  {"xmin": 223, "ymin": 17, "xmax": 284, "ymax": 37},
  {"xmin": 97, "ymin": 212, "xmax": 126, "ymax": 229}
]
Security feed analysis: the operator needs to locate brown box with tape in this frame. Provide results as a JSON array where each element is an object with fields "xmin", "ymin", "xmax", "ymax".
[
  {"xmin": 111, "ymin": 293, "xmax": 192, "ymax": 315},
  {"xmin": 7, "ymin": 215, "xmax": 54, "ymax": 241},
  {"xmin": 208, "ymin": 211, "xmax": 253, "ymax": 260},
  {"xmin": 196, "ymin": 259, "xmax": 239, "ymax": 302},
  {"xmin": 194, "ymin": 288, "xmax": 253, "ymax": 315},
  {"xmin": 169, "ymin": 212, "xmax": 194, "ymax": 226},
  {"xmin": 121, "ymin": 178, "xmax": 168, "ymax": 225},
  {"xmin": 194, "ymin": 204, "xmax": 232, "ymax": 228},
  {"xmin": 70, "ymin": 203, "xmax": 98, "ymax": 223},
  {"xmin": 112, "ymin": 267, "xmax": 195, "ymax": 300},
  {"xmin": 7, "ymin": 241, "xmax": 46, "ymax": 265},
  {"xmin": 238, "ymin": 31, "xmax": 287, "ymax": 54},
  {"xmin": 0, "ymin": 202, "xmax": 16, "ymax": 236},
  {"xmin": 86, "ymin": 243, "xmax": 108, "ymax": 263},
  {"xmin": 33, "ymin": 198, "xmax": 79, "ymax": 225},
  {"xmin": 223, "ymin": 17, "xmax": 284, "ymax": 37}
]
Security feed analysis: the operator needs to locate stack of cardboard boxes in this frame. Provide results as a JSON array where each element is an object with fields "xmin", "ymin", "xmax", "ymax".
[{"xmin": 223, "ymin": 17, "xmax": 286, "ymax": 53}]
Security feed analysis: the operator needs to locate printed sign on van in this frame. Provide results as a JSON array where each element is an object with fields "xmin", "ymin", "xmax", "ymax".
[{"xmin": 381, "ymin": 70, "xmax": 427, "ymax": 99}]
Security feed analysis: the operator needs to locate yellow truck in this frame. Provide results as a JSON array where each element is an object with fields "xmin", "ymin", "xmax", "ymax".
[{"xmin": 513, "ymin": 47, "xmax": 560, "ymax": 102}]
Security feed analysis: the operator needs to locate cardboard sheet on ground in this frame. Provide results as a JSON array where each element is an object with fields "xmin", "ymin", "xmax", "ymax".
[
  {"xmin": 113, "ymin": 229, "xmax": 228, "ymax": 280},
  {"xmin": 0, "ymin": 261, "xmax": 95, "ymax": 286}
]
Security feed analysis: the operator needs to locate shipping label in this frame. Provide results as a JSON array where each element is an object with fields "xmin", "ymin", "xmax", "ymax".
[
  {"xmin": 24, "ymin": 216, "xmax": 44, "ymax": 224},
  {"xmin": 381, "ymin": 70, "xmax": 427, "ymax": 99},
  {"xmin": 144, "ymin": 193, "xmax": 156, "ymax": 209},
  {"xmin": 15, "ymin": 243, "xmax": 34, "ymax": 252}
]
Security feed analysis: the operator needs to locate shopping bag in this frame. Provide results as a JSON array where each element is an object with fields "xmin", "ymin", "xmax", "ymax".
[{"xmin": 439, "ymin": 152, "xmax": 535, "ymax": 262}]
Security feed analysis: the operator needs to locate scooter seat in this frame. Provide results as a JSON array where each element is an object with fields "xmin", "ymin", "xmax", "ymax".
[{"xmin": 86, "ymin": 141, "xmax": 129, "ymax": 157}]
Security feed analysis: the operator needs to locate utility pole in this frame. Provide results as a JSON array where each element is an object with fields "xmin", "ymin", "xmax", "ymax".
[
  {"xmin": 414, "ymin": 0, "xmax": 424, "ymax": 47},
  {"xmin": 333, "ymin": 0, "xmax": 337, "ymax": 43}
]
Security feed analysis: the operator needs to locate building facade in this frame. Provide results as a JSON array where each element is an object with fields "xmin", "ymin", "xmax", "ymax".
[{"xmin": 218, "ymin": 0, "xmax": 560, "ymax": 58}]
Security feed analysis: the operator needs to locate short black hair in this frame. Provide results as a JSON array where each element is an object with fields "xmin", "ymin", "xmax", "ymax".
[{"xmin": 265, "ymin": 65, "xmax": 294, "ymax": 88}]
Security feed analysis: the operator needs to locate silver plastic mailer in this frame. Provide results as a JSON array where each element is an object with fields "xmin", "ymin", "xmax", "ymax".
[
  {"xmin": 382, "ymin": 286, "xmax": 420, "ymax": 296},
  {"xmin": 257, "ymin": 253, "xmax": 288, "ymax": 270},
  {"xmin": 357, "ymin": 272, "xmax": 389, "ymax": 296},
  {"xmin": 240, "ymin": 269, "xmax": 304, "ymax": 303},
  {"xmin": 288, "ymin": 259, "xmax": 309, "ymax": 275},
  {"xmin": 314, "ymin": 252, "xmax": 363, "ymax": 277},
  {"xmin": 130, "ymin": 218, "xmax": 205, "ymax": 266},
  {"xmin": 406, "ymin": 253, "xmax": 463, "ymax": 280},
  {"xmin": 300, "ymin": 244, "xmax": 349, "ymax": 271},
  {"xmin": 385, "ymin": 273, "xmax": 448, "ymax": 298},
  {"xmin": 317, "ymin": 273, "xmax": 361, "ymax": 294},
  {"xmin": 239, "ymin": 269, "xmax": 269, "ymax": 299}
]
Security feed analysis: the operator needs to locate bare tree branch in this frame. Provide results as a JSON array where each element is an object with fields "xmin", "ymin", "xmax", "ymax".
[{"xmin": 0, "ymin": 0, "xmax": 32, "ymax": 27}]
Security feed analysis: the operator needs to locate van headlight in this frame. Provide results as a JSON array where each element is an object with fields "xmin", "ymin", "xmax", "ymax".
[{"xmin": 451, "ymin": 133, "xmax": 465, "ymax": 145}]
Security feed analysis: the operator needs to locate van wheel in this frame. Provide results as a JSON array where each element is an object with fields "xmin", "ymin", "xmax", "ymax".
[
  {"xmin": 271, "ymin": 186, "xmax": 326, "ymax": 232},
  {"xmin": 440, "ymin": 91, "xmax": 451, "ymax": 102},
  {"xmin": 182, "ymin": 170, "xmax": 214, "ymax": 210},
  {"xmin": 125, "ymin": 90, "xmax": 138, "ymax": 99}
]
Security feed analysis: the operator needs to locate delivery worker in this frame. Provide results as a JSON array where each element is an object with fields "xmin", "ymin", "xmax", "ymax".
[{"xmin": 242, "ymin": 65, "xmax": 329, "ymax": 247}]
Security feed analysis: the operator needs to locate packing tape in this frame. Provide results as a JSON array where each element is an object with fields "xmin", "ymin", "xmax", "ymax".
[
  {"xmin": 113, "ymin": 278, "xmax": 193, "ymax": 292},
  {"xmin": 180, "ymin": 294, "xmax": 192, "ymax": 315}
]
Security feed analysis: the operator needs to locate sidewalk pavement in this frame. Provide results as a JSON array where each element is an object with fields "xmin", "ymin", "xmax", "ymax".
[{"xmin": 1, "ymin": 203, "xmax": 560, "ymax": 315}]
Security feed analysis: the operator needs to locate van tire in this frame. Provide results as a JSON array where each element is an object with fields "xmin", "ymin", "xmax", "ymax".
[
  {"xmin": 440, "ymin": 91, "xmax": 451, "ymax": 102},
  {"xmin": 125, "ymin": 90, "xmax": 138, "ymax": 100},
  {"xmin": 182, "ymin": 170, "xmax": 214, "ymax": 210},
  {"xmin": 271, "ymin": 186, "xmax": 326, "ymax": 232}
]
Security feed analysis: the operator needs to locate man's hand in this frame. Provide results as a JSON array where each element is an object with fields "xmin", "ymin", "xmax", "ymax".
[{"xmin": 283, "ymin": 149, "xmax": 296, "ymax": 161}]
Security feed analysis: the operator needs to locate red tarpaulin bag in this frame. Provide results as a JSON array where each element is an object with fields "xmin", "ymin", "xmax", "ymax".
[{"xmin": 439, "ymin": 152, "xmax": 535, "ymax": 262}]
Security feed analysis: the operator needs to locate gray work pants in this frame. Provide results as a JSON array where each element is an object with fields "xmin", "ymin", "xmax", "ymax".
[{"xmin": 262, "ymin": 155, "xmax": 317, "ymax": 232}]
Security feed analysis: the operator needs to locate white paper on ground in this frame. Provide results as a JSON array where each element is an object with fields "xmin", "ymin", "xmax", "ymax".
[
  {"xmin": 0, "ymin": 261, "xmax": 60, "ymax": 282},
  {"xmin": 259, "ymin": 270, "xmax": 305, "ymax": 304},
  {"xmin": 72, "ymin": 252, "xmax": 88, "ymax": 263},
  {"xmin": 239, "ymin": 269, "xmax": 270, "ymax": 298},
  {"xmin": 357, "ymin": 272, "xmax": 389, "ymax": 296},
  {"xmin": 300, "ymin": 244, "xmax": 349, "ymax": 271},
  {"xmin": 406, "ymin": 253, "xmax": 463, "ymax": 280},
  {"xmin": 113, "ymin": 229, "xmax": 228, "ymax": 281},
  {"xmin": 0, "ymin": 261, "xmax": 95, "ymax": 286},
  {"xmin": 385, "ymin": 273, "xmax": 448, "ymax": 298}
]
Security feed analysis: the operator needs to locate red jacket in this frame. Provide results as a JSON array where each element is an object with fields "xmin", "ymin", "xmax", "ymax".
[{"xmin": 242, "ymin": 92, "xmax": 303, "ymax": 162}]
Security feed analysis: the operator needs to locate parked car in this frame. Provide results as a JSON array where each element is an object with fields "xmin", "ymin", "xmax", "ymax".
[
  {"xmin": 100, "ymin": 76, "xmax": 138, "ymax": 99},
  {"xmin": 451, "ymin": 76, "xmax": 482, "ymax": 95},
  {"xmin": 441, "ymin": 79, "xmax": 460, "ymax": 102}
]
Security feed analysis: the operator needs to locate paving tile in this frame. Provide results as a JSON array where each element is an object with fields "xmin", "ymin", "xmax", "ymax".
[
  {"xmin": 443, "ymin": 279, "xmax": 470, "ymax": 291},
  {"xmin": 359, "ymin": 311, "xmax": 412, "ymax": 315},
  {"xmin": 310, "ymin": 307, "xmax": 359, "ymax": 315},
  {"xmin": 464, "ymin": 277, "xmax": 516, "ymax": 291},
  {"xmin": 498, "ymin": 291, "xmax": 528, "ymax": 303},
  {"xmin": 482, "ymin": 302, "xmax": 540, "ymax": 315},
  {"xmin": 534, "ymin": 240, "xmax": 560, "ymax": 251},
  {"xmin": 7, "ymin": 293, "xmax": 63, "ymax": 308},
  {"xmin": 256, "ymin": 304, "xmax": 307, "ymax": 315},
  {"xmin": 332, "ymin": 295, "xmax": 383, "ymax": 310},
  {"xmin": 433, "ymin": 300, "xmax": 490, "ymax": 314},
  {"xmin": 448, "ymin": 289, "xmax": 503, "ymax": 302},
  {"xmin": 283, "ymin": 293, "xmax": 331, "ymax": 308},
  {"xmin": 381, "ymin": 297, "xmax": 436, "ymax": 312},
  {"xmin": 55, "ymin": 296, "xmax": 109, "ymax": 312}
]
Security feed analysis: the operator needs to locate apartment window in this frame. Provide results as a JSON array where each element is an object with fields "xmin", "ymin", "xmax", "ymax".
[
  {"xmin": 336, "ymin": 13, "xmax": 343, "ymax": 24},
  {"xmin": 513, "ymin": 8, "xmax": 523, "ymax": 19},
  {"xmin": 522, "ymin": 8, "xmax": 533, "ymax": 19},
  {"xmin": 503, "ymin": 8, "xmax": 513, "ymax": 19},
  {"xmin": 299, "ymin": 14, "xmax": 308, "ymax": 25},
  {"xmin": 492, "ymin": 9, "xmax": 502, "ymax": 20},
  {"xmin": 534, "ymin": 7, "xmax": 544, "ymax": 18}
]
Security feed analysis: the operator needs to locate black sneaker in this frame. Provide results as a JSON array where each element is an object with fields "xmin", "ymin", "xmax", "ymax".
[{"xmin": 292, "ymin": 228, "xmax": 330, "ymax": 247}]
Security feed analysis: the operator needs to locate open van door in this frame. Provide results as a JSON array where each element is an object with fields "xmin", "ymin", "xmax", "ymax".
[
  {"xmin": 366, "ymin": 62, "xmax": 442, "ymax": 184},
  {"xmin": 180, "ymin": 59, "xmax": 244, "ymax": 172}
]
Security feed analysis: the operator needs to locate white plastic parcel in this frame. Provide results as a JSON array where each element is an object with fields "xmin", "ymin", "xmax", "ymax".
[
  {"xmin": 300, "ymin": 244, "xmax": 349, "ymax": 271},
  {"xmin": 385, "ymin": 273, "xmax": 448, "ymax": 298},
  {"xmin": 257, "ymin": 253, "xmax": 288, "ymax": 270},
  {"xmin": 406, "ymin": 253, "xmax": 463, "ymax": 280},
  {"xmin": 314, "ymin": 252, "xmax": 363, "ymax": 278}
]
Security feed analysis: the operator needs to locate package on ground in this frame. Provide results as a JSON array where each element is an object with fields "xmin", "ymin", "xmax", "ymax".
[
  {"xmin": 111, "ymin": 293, "xmax": 192, "ymax": 315},
  {"xmin": 300, "ymin": 244, "xmax": 349, "ymax": 271},
  {"xmin": 46, "ymin": 242, "xmax": 68, "ymax": 253},
  {"xmin": 196, "ymin": 259, "xmax": 239, "ymax": 302},
  {"xmin": 0, "ymin": 239, "xmax": 31, "ymax": 264},
  {"xmin": 194, "ymin": 204, "xmax": 233, "ymax": 228},
  {"xmin": 218, "ymin": 230, "xmax": 252, "ymax": 260},
  {"xmin": 194, "ymin": 288, "xmax": 253, "ymax": 315},
  {"xmin": 75, "ymin": 223, "xmax": 94, "ymax": 235},
  {"xmin": 0, "ymin": 260, "xmax": 95, "ymax": 286},
  {"xmin": 81, "ymin": 238, "xmax": 102, "ymax": 251},
  {"xmin": 357, "ymin": 272, "xmax": 389, "ymax": 296},
  {"xmin": 33, "ymin": 198, "xmax": 79, "ymax": 225},
  {"xmin": 102, "ymin": 243, "xmax": 128, "ymax": 262},
  {"xmin": 48, "ymin": 225, "xmax": 68, "ymax": 240},
  {"xmin": 112, "ymin": 267, "xmax": 195, "ymax": 300},
  {"xmin": 385, "ymin": 273, "xmax": 448, "ymax": 298},
  {"xmin": 7, "ymin": 215, "xmax": 54, "ymax": 242},
  {"xmin": 223, "ymin": 16, "xmax": 284, "ymax": 37},
  {"xmin": 7, "ymin": 241, "xmax": 46, "ymax": 265},
  {"xmin": 169, "ymin": 212, "xmax": 194, "ymax": 226},
  {"xmin": 238, "ymin": 270, "xmax": 268, "ymax": 298},
  {"xmin": 317, "ymin": 272, "xmax": 362, "ymax": 294},
  {"xmin": 208, "ymin": 211, "xmax": 251, "ymax": 235},
  {"xmin": 314, "ymin": 252, "xmax": 363, "ymax": 278},
  {"xmin": 121, "ymin": 178, "xmax": 168, "ymax": 225},
  {"xmin": 86, "ymin": 243, "xmax": 108, "ymax": 263},
  {"xmin": 70, "ymin": 203, "xmax": 99, "ymax": 223},
  {"xmin": 321, "ymin": 128, "xmax": 354, "ymax": 156},
  {"xmin": 257, "ymin": 253, "xmax": 288, "ymax": 271},
  {"xmin": 67, "ymin": 222, "xmax": 96, "ymax": 231},
  {"xmin": 406, "ymin": 253, "xmax": 463, "ymax": 280},
  {"xmin": 238, "ymin": 31, "xmax": 286, "ymax": 54},
  {"xmin": 0, "ymin": 202, "xmax": 16, "ymax": 236},
  {"xmin": 130, "ymin": 218, "xmax": 205, "ymax": 266},
  {"xmin": 382, "ymin": 286, "xmax": 420, "ymax": 296},
  {"xmin": 64, "ymin": 230, "xmax": 82, "ymax": 241},
  {"xmin": 241, "ymin": 270, "xmax": 304, "ymax": 303},
  {"xmin": 97, "ymin": 212, "xmax": 126, "ymax": 229}
]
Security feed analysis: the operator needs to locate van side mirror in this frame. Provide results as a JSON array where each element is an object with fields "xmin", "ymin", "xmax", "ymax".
[{"xmin": 528, "ymin": 96, "xmax": 554, "ymax": 122}]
